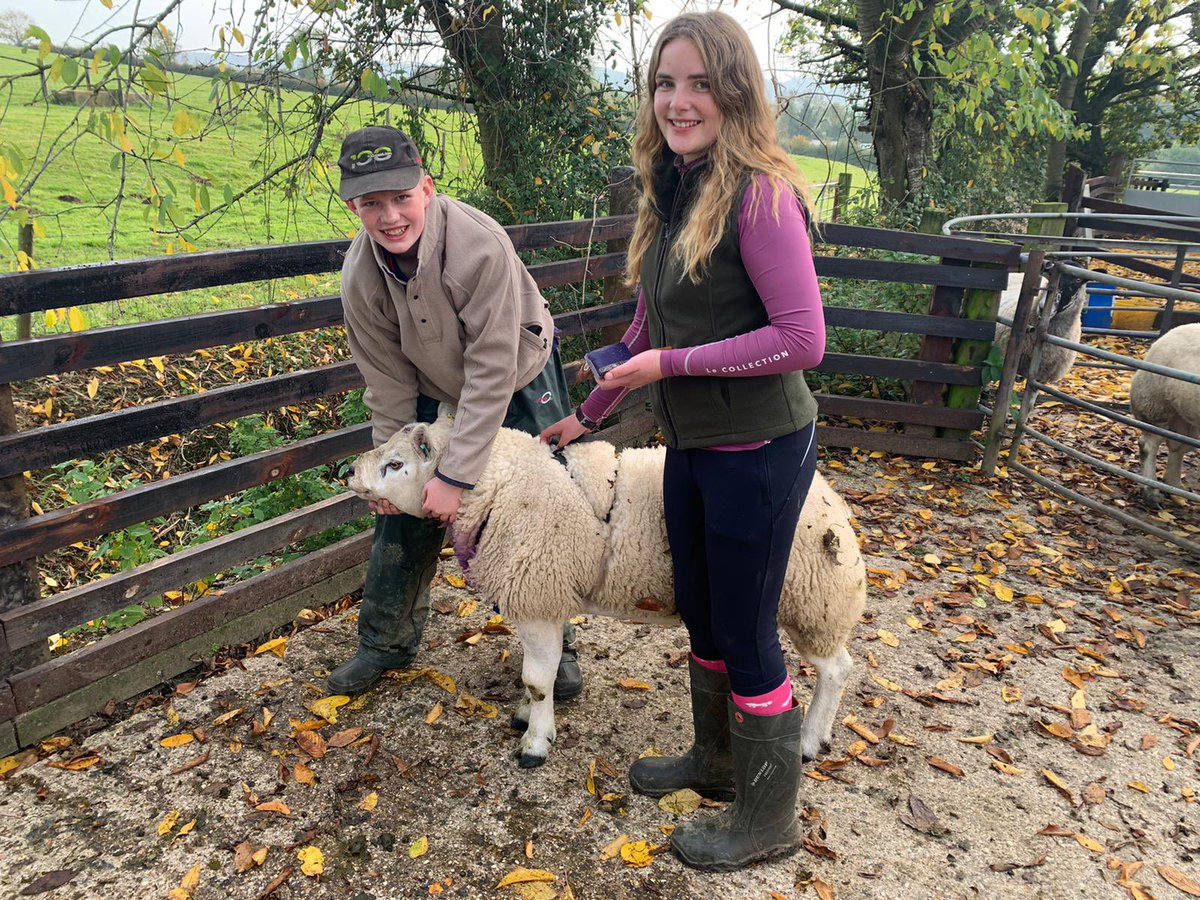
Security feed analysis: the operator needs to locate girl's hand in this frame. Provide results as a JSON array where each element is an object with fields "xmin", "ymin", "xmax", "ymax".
[
  {"xmin": 422, "ymin": 477, "xmax": 464, "ymax": 526},
  {"xmin": 600, "ymin": 349, "xmax": 665, "ymax": 390},
  {"xmin": 369, "ymin": 499, "xmax": 404, "ymax": 516},
  {"xmin": 540, "ymin": 413, "xmax": 590, "ymax": 449}
]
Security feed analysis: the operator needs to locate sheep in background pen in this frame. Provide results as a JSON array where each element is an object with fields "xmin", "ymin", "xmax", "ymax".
[
  {"xmin": 1130, "ymin": 322, "xmax": 1200, "ymax": 507},
  {"xmin": 993, "ymin": 271, "xmax": 1089, "ymax": 386}
]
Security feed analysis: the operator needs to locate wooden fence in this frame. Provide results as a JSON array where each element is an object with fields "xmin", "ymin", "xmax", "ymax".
[{"xmin": 0, "ymin": 173, "xmax": 1018, "ymax": 754}]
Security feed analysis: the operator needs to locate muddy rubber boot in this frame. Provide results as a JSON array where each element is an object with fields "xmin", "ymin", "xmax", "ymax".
[
  {"xmin": 669, "ymin": 699, "xmax": 804, "ymax": 872},
  {"xmin": 628, "ymin": 658, "xmax": 734, "ymax": 801},
  {"xmin": 327, "ymin": 656, "xmax": 387, "ymax": 695},
  {"xmin": 553, "ymin": 622, "xmax": 583, "ymax": 702}
]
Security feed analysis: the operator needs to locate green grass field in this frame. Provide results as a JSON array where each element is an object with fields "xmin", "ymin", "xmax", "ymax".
[{"xmin": 0, "ymin": 42, "xmax": 872, "ymax": 337}]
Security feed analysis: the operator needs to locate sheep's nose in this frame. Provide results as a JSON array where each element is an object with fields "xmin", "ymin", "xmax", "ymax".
[{"xmin": 347, "ymin": 463, "xmax": 356, "ymax": 477}]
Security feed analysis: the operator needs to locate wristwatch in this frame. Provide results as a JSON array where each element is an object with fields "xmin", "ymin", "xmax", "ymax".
[{"xmin": 575, "ymin": 406, "xmax": 601, "ymax": 431}]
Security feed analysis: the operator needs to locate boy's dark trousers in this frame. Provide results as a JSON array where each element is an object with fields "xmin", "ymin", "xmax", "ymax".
[{"xmin": 341, "ymin": 347, "xmax": 581, "ymax": 694}]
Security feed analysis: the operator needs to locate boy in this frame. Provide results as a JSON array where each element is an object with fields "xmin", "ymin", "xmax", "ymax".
[{"xmin": 330, "ymin": 125, "xmax": 582, "ymax": 698}]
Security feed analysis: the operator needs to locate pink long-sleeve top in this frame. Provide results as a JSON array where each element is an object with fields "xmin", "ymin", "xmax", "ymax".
[{"xmin": 579, "ymin": 172, "xmax": 825, "ymax": 450}]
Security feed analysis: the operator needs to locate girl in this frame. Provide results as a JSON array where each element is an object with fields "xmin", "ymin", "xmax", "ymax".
[{"xmin": 542, "ymin": 11, "xmax": 825, "ymax": 871}]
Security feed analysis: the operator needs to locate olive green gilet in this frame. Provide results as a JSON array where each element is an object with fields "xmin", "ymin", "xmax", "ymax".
[{"xmin": 643, "ymin": 164, "xmax": 818, "ymax": 449}]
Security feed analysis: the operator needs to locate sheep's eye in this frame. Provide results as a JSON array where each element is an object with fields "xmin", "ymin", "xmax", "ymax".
[{"xmin": 385, "ymin": 460, "xmax": 404, "ymax": 472}]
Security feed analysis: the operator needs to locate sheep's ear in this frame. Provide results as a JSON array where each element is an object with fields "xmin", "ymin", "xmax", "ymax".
[
  {"xmin": 410, "ymin": 424, "xmax": 434, "ymax": 460},
  {"xmin": 436, "ymin": 402, "xmax": 457, "ymax": 424}
]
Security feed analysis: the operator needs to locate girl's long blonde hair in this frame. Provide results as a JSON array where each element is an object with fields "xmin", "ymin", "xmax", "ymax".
[{"xmin": 625, "ymin": 11, "xmax": 812, "ymax": 287}]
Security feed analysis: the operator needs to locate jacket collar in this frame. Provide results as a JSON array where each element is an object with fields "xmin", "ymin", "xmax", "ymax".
[{"xmin": 651, "ymin": 153, "xmax": 709, "ymax": 224}]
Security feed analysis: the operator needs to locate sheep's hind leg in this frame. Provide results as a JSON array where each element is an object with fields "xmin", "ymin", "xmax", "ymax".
[
  {"xmin": 793, "ymin": 644, "xmax": 853, "ymax": 762},
  {"xmin": 514, "ymin": 620, "xmax": 562, "ymax": 768}
]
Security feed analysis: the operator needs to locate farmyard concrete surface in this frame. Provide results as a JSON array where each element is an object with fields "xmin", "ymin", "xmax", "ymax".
[{"xmin": 2, "ymin": 454, "xmax": 1198, "ymax": 900}]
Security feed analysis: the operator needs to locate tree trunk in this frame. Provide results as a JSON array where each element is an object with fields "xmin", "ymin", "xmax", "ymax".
[{"xmin": 1044, "ymin": 0, "xmax": 1099, "ymax": 200}]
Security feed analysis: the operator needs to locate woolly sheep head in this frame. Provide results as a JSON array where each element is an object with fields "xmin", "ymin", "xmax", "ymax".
[{"xmin": 346, "ymin": 405, "xmax": 455, "ymax": 516}]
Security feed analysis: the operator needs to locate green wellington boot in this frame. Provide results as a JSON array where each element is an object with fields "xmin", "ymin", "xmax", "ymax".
[
  {"xmin": 669, "ymin": 699, "xmax": 804, "ymax": 872},
  {"xmin": 628, "ymin": 658, "xmax": 734, "ymax": 801}
]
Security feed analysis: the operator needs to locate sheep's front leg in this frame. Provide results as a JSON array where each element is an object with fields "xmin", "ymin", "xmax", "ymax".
[
  {"xmin": 798, "ymin": 646, "xmax": 853, "ymax": 761},
  {"xmin": 514, "ymin": 620, "xmax": 563, "ymax": 768},
  {"xmin": 1140, "ymin": 433, "xmax": 1165, "ymax": 506}
]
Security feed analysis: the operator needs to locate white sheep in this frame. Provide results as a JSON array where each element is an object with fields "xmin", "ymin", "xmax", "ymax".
[
  {"xmin": 994, "ymin": 271, "xmax": 1089, "ymax": 386},
  {"xmin": 1130, "ymin": 322, "xmax": 1200, "ymax": 506},
  {"xmin": 347, "ymin": 410, "xmax": 867, "ymax": 767}
]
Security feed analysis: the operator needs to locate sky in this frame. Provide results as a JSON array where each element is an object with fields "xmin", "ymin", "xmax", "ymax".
[{"xmin": 6, "ymin": 0, "xmax": 799, "ymax": 79}]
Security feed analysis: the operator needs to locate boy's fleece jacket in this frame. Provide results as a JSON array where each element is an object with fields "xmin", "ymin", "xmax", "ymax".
[{"xmin": 340, "ymin": 193, "xmax": 553, "ymax": 488}]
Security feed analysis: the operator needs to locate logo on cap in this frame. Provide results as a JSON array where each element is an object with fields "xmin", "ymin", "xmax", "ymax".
[{"xmin": 350, "ymin": 146, "xmax": 393, "ymax": 169}]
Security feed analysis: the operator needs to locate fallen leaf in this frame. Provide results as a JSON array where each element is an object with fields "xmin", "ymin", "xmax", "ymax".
[
  {"xmin": 157, "ymin": 809, "xmax": 181, "ymax": 836},
  {"xmin": 877, "ymin": 629, "xmax": 899, "ymax": 648},
  {"xmin": 497, "ymin": 867, "xmax": 557, "ymax": 888},
  {"xmin": 619, "ymin": 840, "xmax": 661, "ymax": 868},
  {"xmin": 1074, "ymin": 833, "xmax": 1105, "ymax": 853},
  {"xmin": 992, "ymin": 762, "xmax": 1024, "ymax": 776},
  {"xmin": 617, "ymin": 678, "xmax": 652, "ymax": 691},
  {"xmin": 296, "ymin": 846, "xmax": 323, "ymax": 877},
  {"xmin": 926, "ymin": 757, "xmax": 964, "ymax": 777},
  {"xmin": 255, "ymin": 800, "xmax": 291, "ymax": 816},
  {"xmin": 1128, "ymin": 781, "xmax": 1151, "ymax": 793},
  {"xmin": 169, "ymin": 751, "xmax": 210, "ymax": 775},
  {"xmin": 1042, "ymin": 769, "xmax": 1074, "ymax": 804},
  {"xmin": 254, "ymin": 637, "xmax": 288, "ymax": 658},
  {"xmin": 657, "ymin": 788, "xmax": 702, "ymax": 814},
  {"xmin": 1158, "ymin": 865, "xmax": 1200, "ymax": 896},
  {"xmin": 814, "ymin": 877, "xmax": 835, "ymax": 900},
  {"xmin": 295, "ymin": 731, "xmax": 326, "ymax": 759},
  {"xmin": 327, "ymin": 727, "xmax": 365, "ymax": 748},
  {"xmin": 294, "ymin": 763, "xmax": 317, "ymax": 786},
  {"xmin": 425, "ymin": 670, "xmax": 457, "ymax": 694},
  {"xmin": 425, "ymin": 702, "xmax": 444, "ymax": 725},
  {"xmin": 233, "ymin": 842, "xmax": 255, "ymax": 873},
  {"xmin": 872, "ymin": 674, "xmax": 903, "ymax": 692},
  {"xmin": 897, "ymin": 795, "xmax": 947, "ymax": 836},
  {"xmin": 212, "ymin": 708, "xmax": 244, "ymax": 727},
  {"xmin": 409, "ymin": 836, "xmax": 428, "ymax": 858},
  {"xmin": 958, "ymin": 734, "xmax": 993, "ymax": 745},
  {"xmin": 445, "ymin": 574, "xmax": 468, "ymax": 589},
  {"xmin": 309, "ymin": 696, "xmax": 350, "ymax": 724},
  {"xmin": 47, "ymin": 753, "xmax": 101, "ymax": 771},
  {"xmin": 1001, "ymin": 685, "xmax": 1022, "ymax": 703},
  {"xmin": 599, "ymin": 834, "xmax": 629, "ymax": 860},
  {"xmin": 359, "ymin": 792, "xmax": 378, "ymax": 812},
  {"xmin": 18, "ymin": 869, "xmax": 77, "ymax": 895},
  {"xmin": 160, "ymin": 734, "xmax": 194, "ymax": 749}
]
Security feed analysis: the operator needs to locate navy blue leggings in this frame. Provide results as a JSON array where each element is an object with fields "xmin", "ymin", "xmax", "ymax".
[{"xmin": 663, "ymin": 422, "xmax": 817, "ymax": 697}]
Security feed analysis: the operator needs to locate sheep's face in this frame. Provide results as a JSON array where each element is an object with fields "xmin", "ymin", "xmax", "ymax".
[{"xmin": 346, "ymin": 421, "xmax": 446, "ymax": 516}]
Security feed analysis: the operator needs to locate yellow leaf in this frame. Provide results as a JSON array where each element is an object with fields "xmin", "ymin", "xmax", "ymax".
[
  {"xmin": 44, "ymin": 308, "xmax": 58, "ymax": 328},
  {"xmin": 160, "ymin": 733, "xmax": 194, "ymax": 748},
  {"xmin": 877, "ymin": 629, "xmax": 899, "ymax": 648},
  {"xmin": 359, "ymin": 791, "xmax": 378, "ymax": 811},
  {"xmin": 294, "ymin": 762, "xmax": 317, "ymax": 786},
  {"xmin": 599, "ymin": 834, "xmax": 629, "ymax": 860},
  {"xmin": 68, "ymin": 307, "xmax": 88, "ymax": 332},
  {"xmin": 212, "ymin": 707, "xmax": 244, "ymax": 727},
  {"xmin": 871, "ymin": 674, "xmax": 902, "ymax": 692},
  {"xmin": 297, "ymin": 846, "xmax": 324, "ymax": 877},
  {"xmin": 86, "ymin": 377, "xmax": 99, "ymax": 399},
  {"xmin": 176, "ymin": 818, "xmax": 196, "ymax": 838},
  {"xmin": 657, "ymin": 788, "xmax": 702, "ymax": 814},
  {"xmin": 309, "ymin": 695, "xmax": 350, "ymax": 724},
  {"xmin": 444, "ymin": 574, "xmax": 467, "ymax": 589},
  {"xmin": 119, "ymin": 133, "xmax": 134, "ymax": 154},
  {"xmin": 1042, "ymin": 769, "xmax": 1074, "ymax": 803},
  {"xmin": 252, "ymin": 847, "xmax": 268, "ymax": 866},
  {"xmin": 1164, "ymin": 756, "xmax": 1176, "ymax": 770},
  {"xmin": 1074, "ymin": 833, "xmax": 1104, "ymax": 853},
  {"xmin": 2, "ymin": 178, "xmax": 16, "ymax": 209},
  {"xmin": 1001, "ymin": 685, "xmax": 1022, "ymax": 703},
  {"xmin": 409, "ymin": 835, "xmax": 428, "ymax": 858},
  {"xmin": 255, "ymin": 800, "xmax": 291, "ymax": 815},
  {"xmin": 497, "ymin": 867, "xmax": 557, "ymax": 888},
  {"xmin": 180, "ymin": 863, "xmax": 201, "ymax": 892},
  {"xmin": 157, "ymin": 809, "xmax": 181, "ymax": 836},
  {"xmin": 958, "ymin": 734, "xmax": 993, "ymax": 744},
  {"xmin": 992, "ymin": 582, "xmax": 1014, "ymax": 602},
  {"xmin": 617, "ymin": 678, "xmax": 652, "ymax": 691},
  {"xmin": 1128, "ymin": 781, "xmax": 1151, "ymax": 793},
  {"xmin": 424, "ymin": 670, "xmax": 457, "ymax": 694},
  {"xmin": 620, "ymin": 840, "xmax": 661, "ymax": 868},
  {"xmin": 992, "ymin": 761, "xmax": 1024, "ymax": 776},
  {"xmin": 232, "ymin": 26, "xmax": 245, "ymax": 45},
  {"xmin": 254, "ymin": 637, "xmax": 287, "ymax": 658}
]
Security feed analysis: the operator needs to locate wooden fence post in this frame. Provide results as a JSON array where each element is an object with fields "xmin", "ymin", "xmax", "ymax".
[
  {"xmin": 831, "ymin": 171, "xmax": 853, "ymax": 223},
  {"xmin": 17, "ymin": 223, "xmax": 33, "ymax": 341},
  {"xmin": 598, "ymin": 165, "xmax": 637, "ymax": 353},
  {"xmin": 907, "ymin": 208, "xmax": 956, "ymax": 438},
  {"xmin": 991, "ymin": 202, "xmax": 1068, "ymax": 471}
]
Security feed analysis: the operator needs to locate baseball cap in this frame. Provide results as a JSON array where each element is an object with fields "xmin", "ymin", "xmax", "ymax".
[{"xmin": 337, "ymin": 126, "xmax": 424, "ymax": 201}]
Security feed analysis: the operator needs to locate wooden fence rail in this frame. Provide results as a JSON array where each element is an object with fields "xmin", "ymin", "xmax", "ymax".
[{"xmin": 0, "ymin": 176, "xmax": 1019, "ymax": 754}]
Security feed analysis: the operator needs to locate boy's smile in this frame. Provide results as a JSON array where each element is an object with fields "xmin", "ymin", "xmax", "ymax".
[{"xmin": 347, "ymin": 175, "xmax": 435, "ymax": 256}]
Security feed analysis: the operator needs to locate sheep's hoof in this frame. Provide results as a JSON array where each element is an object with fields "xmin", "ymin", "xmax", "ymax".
[
  {"xmin": 1141, "ymin": 489, "xmax": 1162, "ymax": 509},
  {"xmin": 801, "ymin": 739, "xmax": 832, "ymax": 763},
  {"xmin": 518, "ymin": 751, "xmax": 547, "ymax": 768},
  {"xmin": 510, "ymin": 714, "xmax": 529, "ymax": 732}
]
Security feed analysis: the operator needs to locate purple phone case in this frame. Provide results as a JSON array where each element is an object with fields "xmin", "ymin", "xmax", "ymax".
[{"xmin": 584, "ymin": 342, "xmax": 633, "ymax": 376}]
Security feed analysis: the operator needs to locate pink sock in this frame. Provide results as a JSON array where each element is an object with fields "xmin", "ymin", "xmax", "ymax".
[
  {"xmin": 691, "ymin": 653, "xmax": 727, "ymax": 673},
  {"xmin": 732, "ymin": 678, "xmax": 794, "ymax": 716}
]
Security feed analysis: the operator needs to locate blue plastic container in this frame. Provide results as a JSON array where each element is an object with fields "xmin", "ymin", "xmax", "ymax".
[{"xmin": 1082, "ymin": 282, "xmax": 1116, "ymax": 328}]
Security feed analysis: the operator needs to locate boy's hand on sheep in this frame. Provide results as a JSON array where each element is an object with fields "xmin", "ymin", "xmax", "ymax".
[
  {"xmin": 422, "ymin": 477, "xmax": 464, "ymax": 526},
  {"xmin": 369, "ymin": 499, "xmax": 404, "ymax": 516},
  {"xmin": 601, "ymin": 349, "xmax": 664, "ymax": 390},
  {"xmin": 540, "ymin": 413, "xmax": 590, "ymax": 449}
]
